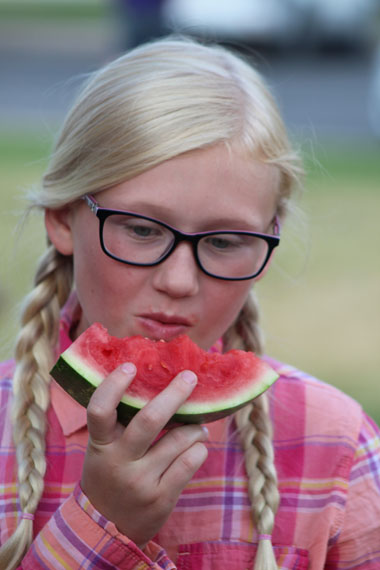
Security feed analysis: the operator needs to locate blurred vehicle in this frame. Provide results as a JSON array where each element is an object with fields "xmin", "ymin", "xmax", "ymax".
[
  {"xmin": 162, "ymin": 0, "xmax": 306, "ymax": 49},
  {"xmin": 163, "ymin": 0, "xmax": 380, "ymax": 52}
]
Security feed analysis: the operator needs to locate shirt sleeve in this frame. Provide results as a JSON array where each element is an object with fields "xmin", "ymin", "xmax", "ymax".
[
  {"xmin": 325, "ymin": 412, "xmax": 380, "ymax": 569},
  {"xmin": 20, "ymin": 484, "xmax": 176, "ymax": 570}
]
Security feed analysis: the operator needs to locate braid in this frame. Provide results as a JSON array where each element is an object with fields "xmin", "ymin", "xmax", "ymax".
[
  {"xmin": 0, "ymin": 246, "xmax": 72, "ymax": 570},
  {"xmin": 223, "ymin": 290, "xmax": 264, "ymax": 355},
  {"xmin": 236, "ymin": 397, "xmax": 279, "ymax": 569},
  {"xmin": 227, "ymin": 290, "xmax": 280, "ymax": 570}
]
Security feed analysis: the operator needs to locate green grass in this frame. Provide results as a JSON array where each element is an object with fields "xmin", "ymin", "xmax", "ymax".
[
  {"xmin": 1, "ymin": 131, "xmax": 379, "ymax": 423},
  {"xmin": 0, "ymin": 131, "xmax": 52, "ymax": 164},
  {"xmin": 304, "ymin": 142, "xmax": 380, "ymax": 186},
  {"xmin": 0, "ymin": 0, "xmax": 109, "ymax": 21}
]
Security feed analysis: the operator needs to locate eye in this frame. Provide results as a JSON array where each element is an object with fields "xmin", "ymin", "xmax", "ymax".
[
  {"xmin": 205, "ymin": 235, "xmax": 242, "ymax": 250},
  {"xmin": 121, "ymin": 219, "xmax": 164, "ymax": 240},
  {"xmin": 130, "ymin": 223, "xmax": 156, "ymax": 238}
]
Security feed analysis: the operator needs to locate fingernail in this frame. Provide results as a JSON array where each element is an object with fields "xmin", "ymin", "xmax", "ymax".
[
  {"xmin": 201, "ymin": 426, "xmax": 209, "ymax": 438},
  {"xmin": 181, "ymin": 370, "xmax": 197, "ymax": 385},
  {"xmin": 121, "ymin": 362, "xmax": 136, "ymax": 374}
]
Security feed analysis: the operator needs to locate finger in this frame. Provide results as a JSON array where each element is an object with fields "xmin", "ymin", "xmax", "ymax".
[
  {"xmin": 122, "ymin": 370, "xmax": 197, "ymax": 459},
  {"xmin": 161, "ymin": 441, "xmax": 208, "ymax": 495},
  {"xmin": 87, "ymin": 363, "xmax": 136, "ymax": 446},
  {"xmin": 147, "ymin": 424, "xmax": 208, "ymax": 477}
]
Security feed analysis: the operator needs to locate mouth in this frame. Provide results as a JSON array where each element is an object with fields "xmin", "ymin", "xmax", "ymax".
[
  {"xmin": 136, "ymin": 312, "xmax": 196, "ymax": 341},
  {"xmin": 141, "ymin": 312, "xmax": 194, "ymax": 325}
]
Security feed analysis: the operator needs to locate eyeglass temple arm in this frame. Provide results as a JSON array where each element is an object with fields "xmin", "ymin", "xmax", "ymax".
[
  {"xmin": 273, "ymin": 216, "xmax": 281, "ymax": 236},
  {"xmin": 83, "ymin": 194, "xmax": 99, "ymax": 214}
]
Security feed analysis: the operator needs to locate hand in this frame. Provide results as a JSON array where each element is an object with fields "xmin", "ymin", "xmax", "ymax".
[{"xmin": 81, "ymin": 363, "xmax": 208, "ymax": 549}]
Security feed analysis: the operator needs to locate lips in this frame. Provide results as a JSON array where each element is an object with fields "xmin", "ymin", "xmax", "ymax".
[
  {"xmin": 136, "ymin": 312, "xmax": 196, "ymax": 341},
  {"xmin": 140, "ymin": 312, "xmax": 194, "ymax": 326}
]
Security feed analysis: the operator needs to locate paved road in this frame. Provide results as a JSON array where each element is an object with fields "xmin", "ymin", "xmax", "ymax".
[
  {"xmin": 261, "ymin": 51, "xmax": 377, "ymax": 142},
  {"xmin": 0, "ymin": 20, "xmax": 378, "ymax": 143}
]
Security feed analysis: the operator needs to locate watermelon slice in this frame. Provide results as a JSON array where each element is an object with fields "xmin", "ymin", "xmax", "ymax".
[{"xmin": 50, "ymin": 323, "xmax": 278, "ymax": 425}]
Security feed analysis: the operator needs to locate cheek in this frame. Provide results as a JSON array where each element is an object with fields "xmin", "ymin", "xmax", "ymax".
[
  {"xmin": 73, "ymin": 251, "xmax": 112, "ymax": 324},
  {"xmin": 199, "ymin": 281, "xmax": 253, "ymax": 348},
  {"xmin": 219, "ymin": 282, "xmax": 253, "ymax": 323},
  {"xmin": 72, "ymin": 224, "xmax": 133, "ymax": 292},
  {"xmin": 69, "ymin": 219, "xmax": 151, "ymax": 338},
  {"xmin": 72, "ymin": 237, "xmax": 130, "ymax": 316},
  {"xmin": 73, "ymin": 238, "xmax": 106, "ymax": 290}
]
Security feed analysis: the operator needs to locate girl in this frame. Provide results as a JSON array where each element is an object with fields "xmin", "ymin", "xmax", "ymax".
[{"xmin": 1, "ymin": 37, "xmax": 379, "ymax": 570}]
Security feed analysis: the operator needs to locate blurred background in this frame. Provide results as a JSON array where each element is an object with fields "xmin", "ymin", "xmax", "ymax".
[{"xmin": 0, "ymin": 0, "xmax": 379, "ymax": 420}]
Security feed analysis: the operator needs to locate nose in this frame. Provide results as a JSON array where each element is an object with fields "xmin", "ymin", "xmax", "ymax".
[{"xmin": 151, "ymin": 242, "xmax": 200, "ymax": 298}]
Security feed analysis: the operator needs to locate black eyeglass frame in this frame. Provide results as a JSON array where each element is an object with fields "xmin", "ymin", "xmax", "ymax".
[{"xmin": 83, "ymin": 194, "xmax": 280, "ymax": 281}]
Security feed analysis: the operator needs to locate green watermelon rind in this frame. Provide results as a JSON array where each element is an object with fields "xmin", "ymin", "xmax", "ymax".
[{"xmin": 51, "ymin": 350, "xmax": 278, "ymax": 425}]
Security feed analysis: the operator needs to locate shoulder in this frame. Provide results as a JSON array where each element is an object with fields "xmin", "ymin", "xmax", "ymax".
[
  {"xmin": 0, "ymin": 360, "xmax": 15, "ymax": 447},
  {"xmin": 263, "ymin": 365, "xmax": 380, "ymax": 558},
  {"xmin": 0, "ymin": 358, "xmax": 15, "ymax": 387},
  {"xmin": 0, "ymin": 360, "xmax": 16, "ymax": 426},
  {"xmin": 265, "ymin": 357, "xmax": 367, "ymax": 472},
  {"xmin": 266, "ymin": 356, "xmax": 363, "ymax": 427}
]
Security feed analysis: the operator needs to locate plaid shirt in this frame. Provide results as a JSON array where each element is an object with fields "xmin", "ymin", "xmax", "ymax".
[{"xmin": 1, "ymin": 296, "xmax": 380, "ymax": 569}]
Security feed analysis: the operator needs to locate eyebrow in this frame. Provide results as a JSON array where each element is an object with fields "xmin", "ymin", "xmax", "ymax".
[{"xmin": 102, "ymin": 200, "xmax": 267, "ymax": 233}]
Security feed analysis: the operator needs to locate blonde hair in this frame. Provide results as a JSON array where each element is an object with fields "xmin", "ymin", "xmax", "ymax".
[{"xmin": 1, "ymin": 36, "xmax": 302, "ymax": 569}]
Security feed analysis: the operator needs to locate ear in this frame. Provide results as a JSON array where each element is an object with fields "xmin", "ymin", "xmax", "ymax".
[{"xmin": 45, "ymin": 207, "xmax": 74, "ymax": 255}]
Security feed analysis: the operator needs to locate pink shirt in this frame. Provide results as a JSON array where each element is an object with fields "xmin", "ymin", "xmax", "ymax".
[{"xmin": 1, "ymin": 296, "xmax": 380, "ymax": 568}]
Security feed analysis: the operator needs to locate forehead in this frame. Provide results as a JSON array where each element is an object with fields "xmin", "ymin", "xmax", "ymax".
[{"xmin": 97, "ymin": 145, "xmax": 279, "ymax": 232}]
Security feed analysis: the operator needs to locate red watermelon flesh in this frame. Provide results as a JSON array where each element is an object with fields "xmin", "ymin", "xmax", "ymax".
[{"xmin": 50, "ymin": 322, "xmax": 278, "ymax": 425}]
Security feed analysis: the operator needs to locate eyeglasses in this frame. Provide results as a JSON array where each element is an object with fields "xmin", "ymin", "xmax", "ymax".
[{"xmin": 83, "ymin": 194, "xmax": 280, "ymax": 281}]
